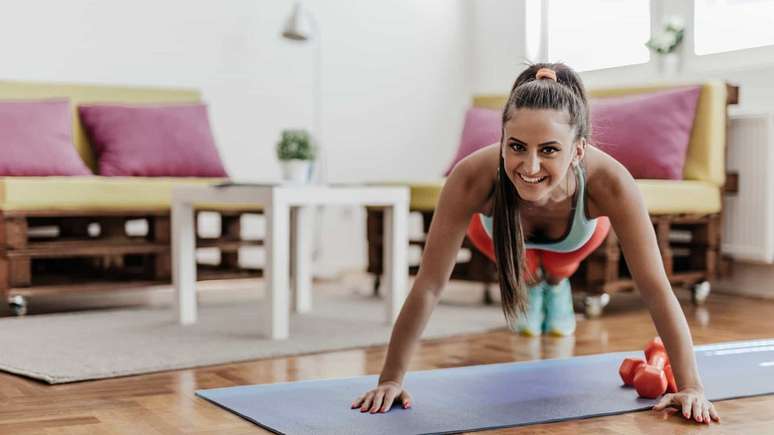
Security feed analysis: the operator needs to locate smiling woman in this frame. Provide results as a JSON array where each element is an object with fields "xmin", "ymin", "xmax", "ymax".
[{"xmin": 352, "ymin": 62, "xmax": 720, "ymax": 425}]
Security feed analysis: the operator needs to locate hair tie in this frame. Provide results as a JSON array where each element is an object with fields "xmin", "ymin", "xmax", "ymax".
[{"xmin": 535, "ymin": 68, "xmax": 557, "ymax": 82}]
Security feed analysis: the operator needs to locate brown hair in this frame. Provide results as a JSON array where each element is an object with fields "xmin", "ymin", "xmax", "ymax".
[{"xmin": 493, "ymin": 62, "xmax": 591, "ymax": 326}]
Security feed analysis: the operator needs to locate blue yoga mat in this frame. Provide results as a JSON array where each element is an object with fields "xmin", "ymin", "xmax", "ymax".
[{"xmin": 197, "ymin": 339, "xmax": 774, "ymax": 434}]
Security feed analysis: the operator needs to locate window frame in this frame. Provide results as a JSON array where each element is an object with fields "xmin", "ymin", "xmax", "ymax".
[{"xmin": 537, "ymin": 0, "xmax": 774, "ymax": 74}]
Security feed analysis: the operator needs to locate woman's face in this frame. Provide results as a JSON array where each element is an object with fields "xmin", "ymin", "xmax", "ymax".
[{"xmin": 500, "ymin": 108, "xmax": 584, "ymax": 204}]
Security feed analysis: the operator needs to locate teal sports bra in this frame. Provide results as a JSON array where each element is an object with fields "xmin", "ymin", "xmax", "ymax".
[{"xmin": 479, "ymin": 163, "xmax": 598, "ymax": 253}]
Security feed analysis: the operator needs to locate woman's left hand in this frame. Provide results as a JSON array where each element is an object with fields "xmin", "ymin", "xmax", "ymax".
[{"xmin": 652, "ymin": 387, "xmax": 720, "ymax": 424}]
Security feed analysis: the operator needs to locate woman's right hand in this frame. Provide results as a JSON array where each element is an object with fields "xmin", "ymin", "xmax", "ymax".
[{"xmin": 351, "ymin": 381, "xmax": 413, "ymax": 414}]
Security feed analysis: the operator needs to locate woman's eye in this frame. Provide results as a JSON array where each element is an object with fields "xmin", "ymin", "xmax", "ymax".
[
  {"xmin": 542, "ymin": 147, "xmax": 559, "ymax": 154},
  {"xmin": 510, "ymin": 143, "xmax": 525, "ymax": 151}
]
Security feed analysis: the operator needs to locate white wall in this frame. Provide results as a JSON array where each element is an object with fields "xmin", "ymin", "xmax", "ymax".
[
  {"xmin": 0, "ymin": 0, "xmax": 471, "ymax": 277},
  {"xmin": 4, "ymin": 1, "xmax": 771, "ymax": 279},
  {"xmin": 468, "ymin": 0, "xmax": 529, "ymax": 94},
  {"xmin": 0, "ymin": 0, "xmax": 470, "ymax": 182}
]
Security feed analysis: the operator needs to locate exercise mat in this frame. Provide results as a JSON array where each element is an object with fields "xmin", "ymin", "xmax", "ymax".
[{"xmin": 197, "ymin": 339, "xmax": 774, "ymax": 434}]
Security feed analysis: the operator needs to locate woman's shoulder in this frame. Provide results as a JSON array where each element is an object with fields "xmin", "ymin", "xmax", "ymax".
[
  {"xmin": 447, "ymin": 143, "xmax": 500, "ymax": 214},
  {"xmin": 584, "ymin": 145, "xmax": 637, "ymax": 218}
]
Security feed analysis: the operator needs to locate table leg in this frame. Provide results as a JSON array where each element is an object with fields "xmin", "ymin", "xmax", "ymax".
[
  {"xmin": 290, "ymin": 206, "xmax": 312, "ymax": 313},
  {"xmin": 264, "ymin": 200, "xmax": 290, "ymax": 339},
  {"xmin": 172, "ymin": 202, "xmax": 197, "ymax": 324},
  {"xmin": 383, "ymin": 201, "xmax": 409, "ymax": 324}
]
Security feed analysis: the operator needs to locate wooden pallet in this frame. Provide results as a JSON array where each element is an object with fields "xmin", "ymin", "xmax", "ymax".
[
  {"xmin": 366, "ymin": 207, "xmax": 729, "ymax": 311},
  {"xmin": 0, "ymin": 209, "xmax": 263, "ymax": 308}
]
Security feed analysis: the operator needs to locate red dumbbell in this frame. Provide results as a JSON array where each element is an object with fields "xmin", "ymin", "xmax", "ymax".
[
  {"xmin": 618, "ymin": 337, "xmax": 678, "ymax": 397},
  {"xmin": 619, "ymin": 357, "xmax": 644, "ymax": 386},
  {"xmin": 664, "ymin": 362, "xmax": 677, "ymax": 394},
  {"xmin": 633, "ymin": 337, "xmax": 671, "ymax": 398}
]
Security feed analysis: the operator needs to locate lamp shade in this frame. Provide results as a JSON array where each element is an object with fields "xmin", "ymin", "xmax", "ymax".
[{"xmin": 282, "ymin": 3, "xmax": 312, "ymax": 41}]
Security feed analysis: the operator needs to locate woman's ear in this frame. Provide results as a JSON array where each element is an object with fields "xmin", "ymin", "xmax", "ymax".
[{"xmin": 574, "ymin": 138, "xmax": 587, "ymax": 163}]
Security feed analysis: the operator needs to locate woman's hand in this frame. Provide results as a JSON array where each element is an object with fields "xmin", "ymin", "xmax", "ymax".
[
  {"xmin": 653, "ymin": 387, "xmax": 720, "ymax": 424},
  {"xmin": 351, "ymin": 381, "xmax": 413, "ymax": 414}
]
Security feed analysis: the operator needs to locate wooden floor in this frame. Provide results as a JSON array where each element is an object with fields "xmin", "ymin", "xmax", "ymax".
[{"xmin": 1, "ymin": 278, "xmax": 773, "ymax": 434}]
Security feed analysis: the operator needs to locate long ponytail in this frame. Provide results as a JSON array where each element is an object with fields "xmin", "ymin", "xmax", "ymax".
[{"xmin": 493, "ymin": 62, "xmax": 590, "ymax": 324}]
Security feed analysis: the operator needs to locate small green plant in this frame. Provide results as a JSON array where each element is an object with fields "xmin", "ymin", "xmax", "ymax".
[
  {"xmin": 276, "ymin": 130, "xmax": 316, "ymax": 161},
  {"xmin": 645, "ymin": 16, "xmax": 684, "ymax": 54}
]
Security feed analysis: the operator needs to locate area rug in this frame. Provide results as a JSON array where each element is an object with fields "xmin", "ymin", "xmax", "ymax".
[{"xmin": 0, "ymin": 291, "xmax": 505, "ymax": 384}]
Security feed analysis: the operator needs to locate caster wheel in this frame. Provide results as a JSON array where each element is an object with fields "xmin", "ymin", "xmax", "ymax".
[
  {"xmin": 373, "ymin": 276, "xmax": 381, "ymax": 297},
  {"xmin": 692, "ymin": 281, "xmax": 711, "ymax": 305},
  {"xmin": 583, "ymin": 293, "xmax": 610, "ymax": 318},
  {"xmin": 482, "ymin": 285, "xmax": 494, "ymax": 305},
  {"xmin": 8, "ymin": 295, "xmax": 28, "ymax": 316}
]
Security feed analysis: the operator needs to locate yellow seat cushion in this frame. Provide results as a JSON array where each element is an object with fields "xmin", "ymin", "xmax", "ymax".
[
  {"xmin": 390, "ymin": 179, "xmax": 719, "ymax": 215},
  {"xmin": 637, "ymin": 179, "xmax": 720, "ymax": 215},
  {"xmin": 373, "ymin": 180, "xmax": 445, "ymax": 212},
  {"xmin": 0, "ymin": 177, "xmax": 264, "ymax": 212}
]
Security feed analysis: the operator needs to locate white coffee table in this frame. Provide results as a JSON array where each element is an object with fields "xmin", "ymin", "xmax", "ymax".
[{"xmin": 171, "ymin": 183, "xmax": 410, "ymax": 340}]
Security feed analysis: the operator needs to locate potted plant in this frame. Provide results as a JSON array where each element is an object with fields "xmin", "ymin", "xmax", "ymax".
[
  {"xmin": 276, "ymin": 129, "xmax": 316, "ymax": 184},
  {"xmin": 645, "ymin": 16, "xmax": 685, "ymax": 76}
]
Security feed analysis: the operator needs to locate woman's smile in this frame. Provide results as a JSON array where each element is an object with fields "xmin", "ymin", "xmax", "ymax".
[{"xmin": 517, "ymin": 172, "xmax": 548, "ymax": 185}]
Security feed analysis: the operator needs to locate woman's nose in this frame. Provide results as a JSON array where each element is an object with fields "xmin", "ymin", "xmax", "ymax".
[{"xmin": 524, "ymin": 156, "xmax": 541, "ymax": 175}]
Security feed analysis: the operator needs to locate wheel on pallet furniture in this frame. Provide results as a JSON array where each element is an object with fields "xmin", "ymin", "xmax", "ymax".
[
  {"xmin": 8, "ymin": 295, "xmax": 28, "ymax": 316},
  {"xmin": 482, "ymin": 284, "xmax": 494, "ymax": 305},
  {"xmin": 692, "ymin": 281, "xmax": 711, "ymax": 305},
  {"xmin": 583, "ymin": 293, "xmax": 610, "ymax": 318}
]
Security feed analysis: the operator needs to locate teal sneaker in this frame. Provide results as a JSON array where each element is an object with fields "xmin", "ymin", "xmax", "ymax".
[
  {"xmin": 515, "ymin": 283, "xmax": 545, "ymax": 336},
  {"xmin": 542, "ymin": 278, "xmax": 576, "ymax": 336}
]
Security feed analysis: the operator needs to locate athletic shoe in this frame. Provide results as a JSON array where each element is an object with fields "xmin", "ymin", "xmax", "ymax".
[
  {"xmin": 515, "ymin": 282, "xmax": 545, "ymax": 336},
  {"xmin": 542, "ymin": 278, "xmax": 577, "ymax": 336}
]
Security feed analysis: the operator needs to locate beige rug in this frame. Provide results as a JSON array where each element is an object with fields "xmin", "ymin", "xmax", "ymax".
[{"xmin": 0, "ymin": 286, "xmax": 506, "ymax": 384}]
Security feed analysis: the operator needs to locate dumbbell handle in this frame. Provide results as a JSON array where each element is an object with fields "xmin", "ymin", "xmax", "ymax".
[{"xmin": 646, "ymin": 351, "xmax": 667, "ymax": 370}]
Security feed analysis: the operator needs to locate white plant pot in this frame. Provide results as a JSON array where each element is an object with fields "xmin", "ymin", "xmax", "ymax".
[
  {"xmin": 658, "ymin": 53, "xmax": 681, "ymax": 77},
  {"xmin": 280, "ymin": 159, "xmax": 313, "ymax": 184}
]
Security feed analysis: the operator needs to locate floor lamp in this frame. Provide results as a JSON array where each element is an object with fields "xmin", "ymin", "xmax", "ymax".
[
  {"xmin": 281, "ymin": 2, "xmax": 326, "ymax": 265},
  {"xmin": 281, "ymin": 2, "xmax": 326, "ymax": 185}
]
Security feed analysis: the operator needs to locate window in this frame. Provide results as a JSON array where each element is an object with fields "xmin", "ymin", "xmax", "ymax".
[
  {"xmin": 695, "ymin": 0, "xmax": 774, "ymax": 55},
  {"xmin": 545, "ymin": 0, "xmax": 651, "ymax": 71}
]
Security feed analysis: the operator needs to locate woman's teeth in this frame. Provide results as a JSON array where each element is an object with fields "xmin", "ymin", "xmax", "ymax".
[{"xmin": 518, "ymin": 173, "xmax": 547, "ymax": 184}]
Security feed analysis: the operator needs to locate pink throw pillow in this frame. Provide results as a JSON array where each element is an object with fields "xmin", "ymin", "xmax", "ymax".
[
  {"xmin": 591, "ymin": 86, "xmax": 701, "ymax": 180},
  {"xmin": 79, "ymin": 103, "xmax": 228, "ymax": 177},
  {"xmin": 444, "ymin": 107, "xmax": 501, "ymax": 176},
  {"xmin": 0, "ymin": 99, "xmax": 92, "ymax": 176}
]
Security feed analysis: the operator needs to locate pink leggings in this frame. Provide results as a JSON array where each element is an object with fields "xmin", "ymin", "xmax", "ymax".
[{"xmin": 466, "ymin": 214, "xmax": 611, "ymax": 280}]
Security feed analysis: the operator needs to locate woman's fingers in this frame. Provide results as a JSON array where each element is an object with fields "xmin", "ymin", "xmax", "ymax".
[
  {"xmin": 691, "ymin": 398, "xmax": 702, "ymax": 422},
  {"xmin": 381, "ymin": 389, "xmax": 398, "ymax": 413},
  {"xmin": 401, "ymin": 390, "xmax": 413, "ymax": 409},
  {"xmin": 353, "ymin": 386, "xmax": 413, "ymax": 414},
  {"xmin": 370, "ymin": 390, "xmax": 386, "ymax": 413},
  {"xmin": 351, "ymin": 394, "xmax": 365, "ymax": 409},
  {"xmin": 702, "ymin": 405, "xmax": 711, "ymax": 425},
  {"xmin": 681, "ymin": 396, "xmax": 693, "ymax": 419},
  {"xmin": 359, "ymin": 392, "xmax": 374, "ymax": 412},
  {"xmin": 652, "ymin": 392, "xmax": 720, "ymax": 425},
  {"xmin": 709, "ymin": 403, "xmax": 720, "ymax": 422}
]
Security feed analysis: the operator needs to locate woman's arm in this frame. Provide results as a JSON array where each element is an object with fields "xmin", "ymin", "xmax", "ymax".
[
  {"xmin": 355, "ymin": 146, "xmax": 498, "ymax": 413},
  {"xmin": 595, "ymin": 161, "xmax": 719, "ymax": 423}
]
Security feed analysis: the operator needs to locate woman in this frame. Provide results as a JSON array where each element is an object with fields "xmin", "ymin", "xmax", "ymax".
[{"xmin": 352, "ymin": 63, "xmax": 719, "ymax": 424}]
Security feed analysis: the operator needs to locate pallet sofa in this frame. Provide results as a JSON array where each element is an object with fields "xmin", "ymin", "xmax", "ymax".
[
  {"xmin": 367, "ymin": 81, "xmax": 739, "ymax": 316},
  {"xmin": 0, "ymin": 81, "xmax": 261, "ymax": 315}
]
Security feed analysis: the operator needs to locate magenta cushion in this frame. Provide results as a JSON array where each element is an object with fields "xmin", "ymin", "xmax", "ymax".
[
  {"xmin": 0, "ymin": 99, "xmax": 92, "ymax": 176},
  {"xmin": 79, "ymin": 103, "xmax": 228, "ymax": 177},
  {"xmin": 444, "ymin": 107, "xmax": 501, "ymax": 176},
  {"xmin": 590, "ymin": 86, "xmax": 701, "ymax": 180}
]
